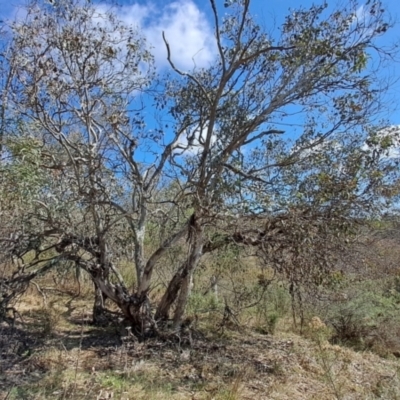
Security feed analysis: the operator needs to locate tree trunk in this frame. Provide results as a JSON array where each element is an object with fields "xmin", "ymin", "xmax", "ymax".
[
  {"xmin": 133, "ymin": 226, "xmax": 146, "ymax": 287},
  {"xmin": 92, "ymin": 283, "xmax": 108, "ymax": 325},
  {"xmin": 156, "ymin": 221, "xmax": 203, "ymax": 324},
  {"xmin": 173, "ymin": 271, "xmax": 193, "ymax": 329},
  {"xmin": 92, "ymin": 275, "xmax": 155, "ymax": 337},
  {"xmin": 119, "ymin": 294, "xmax": 155, "ymax": 338}
]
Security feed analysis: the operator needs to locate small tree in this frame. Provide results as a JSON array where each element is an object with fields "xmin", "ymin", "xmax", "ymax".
[
  {"xmin": 0, "ymin": 134, "xmax": 64, "ymax": 321},
  {"xmin": 0, "ymin": 0, "xmax": 397, "ymax": 335}
]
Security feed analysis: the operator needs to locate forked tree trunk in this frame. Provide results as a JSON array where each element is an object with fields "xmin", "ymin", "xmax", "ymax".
[
  {"xmin": 88, "ymin": 216, "xmax": 203, "ymax": 335},
  {"xmin": 119, "ymin": 294, "xmax": 154, "ymax": 337},
  {"xmin": 156, "ymin": 222, "xmax": 203, "ymax": 325},
  {"xmin": 93, "ymin": 275, "xmax": 155, "ymax": 337}
]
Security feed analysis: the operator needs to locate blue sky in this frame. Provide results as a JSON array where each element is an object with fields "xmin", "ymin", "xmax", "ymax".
[{"xmin": 1, "ymin": 0, "xmax": 399, "ymax": 128}]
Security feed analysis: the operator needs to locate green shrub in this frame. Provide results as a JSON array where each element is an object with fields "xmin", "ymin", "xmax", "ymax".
[{"xmin": 320, "ymin": 280, "xmax": 400, "ymax": 352}]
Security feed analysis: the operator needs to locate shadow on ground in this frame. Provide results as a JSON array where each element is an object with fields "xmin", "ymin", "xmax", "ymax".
[{"xmin": 0, "ymin": 311, "xmax": 123, "ymax": 393}]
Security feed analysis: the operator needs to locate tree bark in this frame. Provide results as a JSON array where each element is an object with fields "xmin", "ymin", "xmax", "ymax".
[
  {"xmin": 133, "ymin": 226, "xmax": 146, "ymax": 287},
  {"xmin": 172, "ymin": 271, "xmax": 194, "ymax": 329},
  {"xmin": 156, "ymin": 220, "xmax": 203, "ymax": 324},
  {"xmin": 92, "ymin": 282, "xmax": 108, "ymax": 325}
]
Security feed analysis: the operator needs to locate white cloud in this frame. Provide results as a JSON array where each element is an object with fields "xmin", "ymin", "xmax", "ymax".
[
  {"xmin": 117, "ymin": 0, "xmax": 217, "ymax": 70},
  {"xmin": 351, "ymin": 3, "xmax": 375, "ymax": 40},
  {"xmin": 355, "ymin": 5, "xmax": 367, "ymax": 22},
  {"xmin": 350, "ymin": 4, "xmax": 370, "ymax": 27},
  {"xmin": 291, "ymin": 138, "xmax": 342, "ymax": 160},
  {"xmin": 363, "ymin": 125, "xmax": 400, "ymax": 160},
  {"xmin": 4, "ymin": 0, "xmax": 217, "ymax": 71},
  {"xmin": 174, "ymin": 124, "xmax": 217, "ymax": 156}
]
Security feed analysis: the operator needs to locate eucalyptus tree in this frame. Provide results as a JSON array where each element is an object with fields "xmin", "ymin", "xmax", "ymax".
[
  {"xmin": 0, "ymin": 0, "xmax": 156, "ymax": 324},
  {"xmin": 1, "ymin": 0, "xmax": 397, "ymax": 335},
  {"xmin": 152, "ymin": 0, "xmax": 397, "ymax": 325}
]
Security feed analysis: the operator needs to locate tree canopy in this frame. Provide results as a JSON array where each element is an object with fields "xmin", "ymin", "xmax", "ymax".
[{"xmin": 0, "ymin": 0, "xmax": 398, "ymax": 336}]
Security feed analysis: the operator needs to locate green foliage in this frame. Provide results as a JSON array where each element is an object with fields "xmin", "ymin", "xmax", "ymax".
[
  {"xmin": 0, "ymin": 0, "xmax": 398, "ymax": 331},
  {"xmin": 311, "ymin": 279, "xmax": 400, "ymax": 352},
  {"xmin": 186, "ymin": 292, "xmax": 221, "ymax": 316},
  {"xmin": 1, "ymin": 136, "xmax": 47, "ymax": 201},
  {"xmin": 254, "ymin": 283, "xmax": 291, "ymax": 334},
  {"xmin": 255, "ymin": 311, "xmax": 280, "ymax": 335}
]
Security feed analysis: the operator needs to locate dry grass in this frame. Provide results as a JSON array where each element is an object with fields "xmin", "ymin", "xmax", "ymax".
[{"xmin": 2, "ymin": 275, "xmax": 400, "ymax": 400}]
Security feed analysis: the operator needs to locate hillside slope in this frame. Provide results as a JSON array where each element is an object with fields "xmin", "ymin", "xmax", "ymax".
[{"xmin": 2, "ymin": 298, "xmax": 400, "ymax": 400}]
